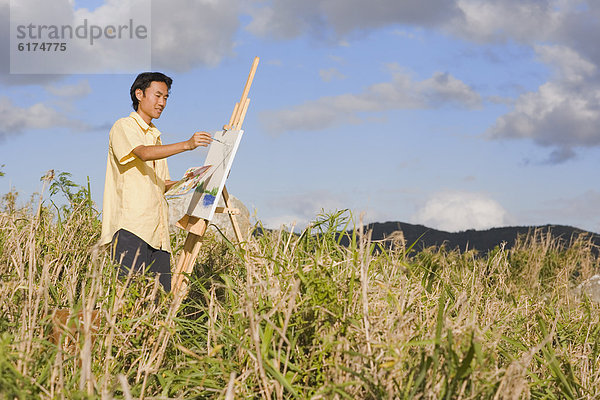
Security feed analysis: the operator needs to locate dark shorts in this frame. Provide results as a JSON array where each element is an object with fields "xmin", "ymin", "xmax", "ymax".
[{"xmin": 110, "ymin": 229, "xmax": 171, "ymax": 292}]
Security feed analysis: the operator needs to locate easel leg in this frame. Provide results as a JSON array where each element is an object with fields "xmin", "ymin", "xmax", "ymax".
[
  {"xmin": 172, "ymin": 218, "xmax": 208, "ymax": 295},
  {"xmin": 172, "ymin": 57, "xmax": 259, "ymax": 300},
  {"xmin": 222, "ymin": 186, "xmax": 244, "ymax": 243}
]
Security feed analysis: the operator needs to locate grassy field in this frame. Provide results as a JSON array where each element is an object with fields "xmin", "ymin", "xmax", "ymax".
[{"xmin": 1, "ymin": 179, "xmax": 600, "ymax": 399}]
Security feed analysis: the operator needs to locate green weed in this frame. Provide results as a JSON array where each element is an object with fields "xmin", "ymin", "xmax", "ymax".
[{"xmin": 0, "ymin": 184, "xmax": 599, "ymax": 399}]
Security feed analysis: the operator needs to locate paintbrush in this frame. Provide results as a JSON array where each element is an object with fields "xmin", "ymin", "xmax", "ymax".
[{"xmin": 212, "ymin": 137, "xmax": 231, "ymax": 146}]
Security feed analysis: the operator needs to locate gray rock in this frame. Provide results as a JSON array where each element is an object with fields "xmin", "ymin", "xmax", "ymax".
[
  {"xmin": 167, "ymin": 192, "xmax": 252, "ymax": 242},
  {"xmin": 573, "ymin": 274, "xmax": 600, "ymax": 303},
  {"xmin": 166, "ymin": 191, "xmax": 192, "ymax": 231}
]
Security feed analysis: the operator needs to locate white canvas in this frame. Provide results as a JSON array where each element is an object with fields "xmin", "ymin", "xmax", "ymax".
[{"xmin": 180, "ymin": 129, "xmax": 244, "ymax": 222}]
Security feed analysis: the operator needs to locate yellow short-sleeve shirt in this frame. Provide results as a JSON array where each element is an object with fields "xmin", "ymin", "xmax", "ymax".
[{"xmin": 100, "ymin": 112, "xmax": 171, "ymax": 253}]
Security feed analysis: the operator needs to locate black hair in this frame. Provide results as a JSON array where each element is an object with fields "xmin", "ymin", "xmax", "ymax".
[{"xmin": 130, "ymin": 72, "xmax": 173, "ymax": 111}]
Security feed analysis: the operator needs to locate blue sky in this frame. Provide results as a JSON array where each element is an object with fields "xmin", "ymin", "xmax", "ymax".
[{"xmin": 2, "ymin": 0, "xmax": 600, "ymax": 233}]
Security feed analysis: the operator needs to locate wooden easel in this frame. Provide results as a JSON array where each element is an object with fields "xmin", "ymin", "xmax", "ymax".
[{"xmin": 171, "ymin": 56, "xmax": 259, "ymax": 296}]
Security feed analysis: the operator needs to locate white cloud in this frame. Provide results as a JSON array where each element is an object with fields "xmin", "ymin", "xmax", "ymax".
[
  {"xmin": 2, "ymin": 0, "xmax": 599, "ymax": 163},
  {"xmin": 535, "ymin": 44, "xmax": 596, "ymax": 83},
  {"xmin": 45, "ymin": 80, "xmax": 92, "ymax": 98},
  {"xmin": 0, "ymin": 97, "xmax": 88, "ymax": 139},
  {"xmin": 319, "ymin": 67, "xmax": 346, "ymax": 82},
  {"xmin": 411, "ymin": 191, "xmax": 511, "ymax": 232},
  {"xmin": 244, "ymin": 0, "xmax": 591, "ymax": 48},
  {"xmin": 260, "ymin": 214, "xmax": 304, "ymax": 231},
  {"xmin": 244, "ymin": 0, "xmax": 600, "ymax": 159},
  {"xmin": 246, "ymin": 0, "xmax": 460, "ymax": 39},
  {"xmin": 392, "ymin": 29, "xmax": 418, "ymax": 39},
  {"xmin": 447, "ymin": 1, "xmax": 600, "ymax": 70},
  {"xmin": 448, "ymin": 0, "xmax": 561, "ymax": 43},
  {"xmin": 487, "ymin": 45, "xmax": 600, "ymax": 163},
  {"xmin": 421, "ymin": 71, "xmax": 482, "ymax": 106},
  {"xmin": 7, "ymin": 0, "xmax": 153, "ymax": 74},
  {"xmin": 0, "ymin": 1, "xmax": 62, "ymax": 85},
  {"xmin": 261, "ymin": 67, "xmax": 481, "ymax": 134},
  {"xmin": 445, "ymin": 3, "xmax": 600, "ymax": 163},
  {"xmin": 261, "ymin": 190, "xmax": 344, "ymax": 230},
  {"xmin": 0, "ymin": 0, "xmax": 240, "ymax": 76},
  {"xmin": 151, "ymin": 0, "xmax": 240, "ymax": 70},
  {"xmin": 488, "ymin": 81, "xmax": 600, "ymax": 153},
  {"xmin": 267, "ymin": 59, "xmax": 283, "ymax": 66}
]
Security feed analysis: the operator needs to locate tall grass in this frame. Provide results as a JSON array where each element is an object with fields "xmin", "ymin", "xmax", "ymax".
[{"xmin": 1, "ymin": 184, "xmax": 600, "ymax": 399}]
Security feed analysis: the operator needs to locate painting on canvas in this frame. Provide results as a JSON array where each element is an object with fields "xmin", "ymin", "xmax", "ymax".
[
  {"xmin": 184, "ymin": 129, "xmax": 244, "ymax": 221},
  {"xmin": 165, "ymin": 165, "xmax": 212, "ymax": 198}
]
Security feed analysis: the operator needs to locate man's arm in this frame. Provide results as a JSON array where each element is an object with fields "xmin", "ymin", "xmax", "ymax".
[{"xmin": 132, "ymin": 131, "xmax": 212, "ymax": 161}]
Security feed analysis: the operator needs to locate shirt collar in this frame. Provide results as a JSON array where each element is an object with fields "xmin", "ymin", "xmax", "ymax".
[{"xmin": 129, "ymin": 111, "xmax": 160, "ymax": 137}]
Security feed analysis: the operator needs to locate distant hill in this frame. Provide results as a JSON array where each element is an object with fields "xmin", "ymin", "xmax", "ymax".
[{"xmin": 337, "ymin": 222, "xmax": 600, "ymax": 254}]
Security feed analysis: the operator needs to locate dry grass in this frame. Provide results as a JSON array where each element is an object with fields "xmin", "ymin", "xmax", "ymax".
[{"xmin": 1, "ymin": 186, "xmax": 600, "ymax": 399}]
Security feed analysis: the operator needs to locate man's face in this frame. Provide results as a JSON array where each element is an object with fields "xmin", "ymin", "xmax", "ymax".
[{"xmin": 136, "ymin": 81, "xmax": 169, "ymax": 122}]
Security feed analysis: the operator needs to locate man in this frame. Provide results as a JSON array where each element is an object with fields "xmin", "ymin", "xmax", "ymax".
[{"xmin": 100, "ymin": 72, "xmax": 212, "ymax": 292}]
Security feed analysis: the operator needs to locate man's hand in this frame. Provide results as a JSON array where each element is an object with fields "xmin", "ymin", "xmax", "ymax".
[
  {"xmin": 164, "ymin": 179, "xmax": 178, "ymax": 192},
  {"xmin": 186, "ymin": 131, "xmax": 213, "ymax": 150}
]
